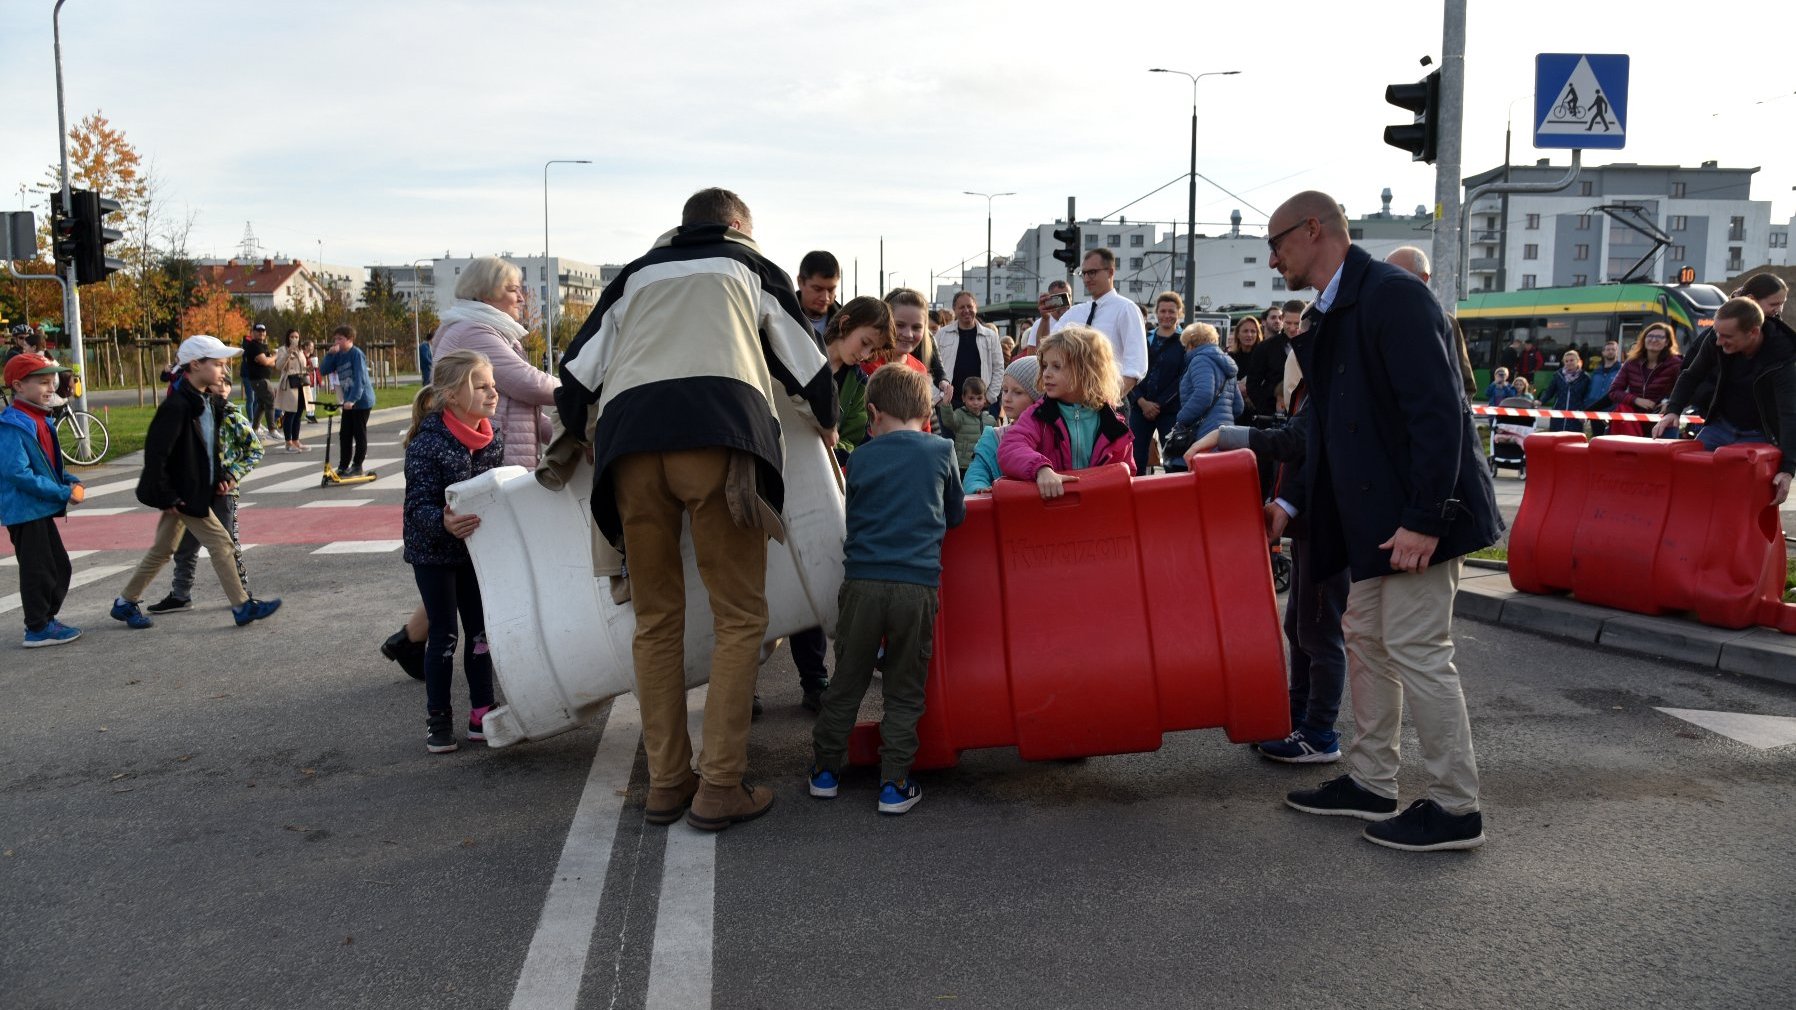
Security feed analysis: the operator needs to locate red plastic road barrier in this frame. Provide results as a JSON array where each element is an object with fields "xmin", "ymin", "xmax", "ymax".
[
  {"xmin": 847, "ymin": 454, "xmax": 1290, "ymax": 771},
  {"xmin": 1508, "ymin": 433, "xmax": 1796, "ymax": 634}
]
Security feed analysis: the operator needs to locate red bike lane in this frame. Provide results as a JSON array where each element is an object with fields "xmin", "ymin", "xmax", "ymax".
[{"xmin": 0, "ymin": 504, "xmax": 403, "ymax": 554}]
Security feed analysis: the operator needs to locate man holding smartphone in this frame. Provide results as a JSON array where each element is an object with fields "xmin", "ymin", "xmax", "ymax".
[{"xmin": 1021, "ymin": 280, "xmax": 1074, "ymax": 354}]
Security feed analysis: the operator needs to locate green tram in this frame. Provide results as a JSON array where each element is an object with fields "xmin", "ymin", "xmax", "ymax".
[{"xmin": 1456, "ymin": 282, "xmax": 1727, "ymax": 380}]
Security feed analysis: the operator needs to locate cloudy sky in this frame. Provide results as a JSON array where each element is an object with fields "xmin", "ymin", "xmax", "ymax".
[{"xmin": 3, "ymin": 0, "xmax": 1792, "ymax": 295}]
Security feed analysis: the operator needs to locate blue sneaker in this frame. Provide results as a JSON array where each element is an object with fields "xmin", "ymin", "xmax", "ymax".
[
  {"xmin": 232, "ymin": 597, "xmax": 282, "ymax": 626},
  {"xmin": 808, "ymin": 765, "xmax": 839, "ymax": 798},
  {"xmin": 23, "ymin": 620, "xmax": 82, "ymax": 648},
  {"xmin": 877, "ymin": 778, "xmax": 921, "ymax": 815},
  {"xmin": 110, "ymin": 598, "xmax": 153, "ymax": 630},
  {"xmin": 1257, "ymin": 728, "xmax": 1342, "ymax": 765}
]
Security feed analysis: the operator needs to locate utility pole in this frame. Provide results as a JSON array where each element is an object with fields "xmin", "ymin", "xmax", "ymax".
[
  {"xmin": 1429, "ymin": 0, "xmax": 1466, "ymax": 313},
  {"xmin": 878, "ymin": 236, "xmax": 884, "ymax": 296},
  {"xmin": 52, "ymin": 0, "xmax": 87, "ymax": 418}
]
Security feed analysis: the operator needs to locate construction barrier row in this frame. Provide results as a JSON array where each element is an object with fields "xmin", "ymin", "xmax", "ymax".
[
  {"xmin": 455, "ymin": 397, "xmax": 1294, "ymax": 759},
  {"xmin": 1508, "ymin": 433, "xmax": 1796, "ymax": 634}
]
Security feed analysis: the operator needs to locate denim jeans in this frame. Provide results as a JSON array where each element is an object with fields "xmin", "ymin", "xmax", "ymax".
[
  {"xmin": 1285, "ymin": 538, "xmax": 1350, "ymax": 735},
  {"xmin": 1696, "ymin": 417, "xmax": 1769, "ymax": 452},
  {"xmin": 1128, "ymin": 403, "xmax": 1178, "ymax": 474}
]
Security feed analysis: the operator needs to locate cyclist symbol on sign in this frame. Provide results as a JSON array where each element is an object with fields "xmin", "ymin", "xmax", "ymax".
[{"xmin": 1553, "ymin": 84, "xmax": 1583, "ymax": 121}]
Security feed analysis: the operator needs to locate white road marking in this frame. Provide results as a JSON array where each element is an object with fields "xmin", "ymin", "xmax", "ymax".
[
  {"xmin": 75, "ymin": 477, "xmax": 137, "ymax": 499},
  {"xmin": 71, "ymin": 506, "xmax": 136, "ymax": 517},
  {"xmin": 309, "ymin": 539, "xmax": 404, "ymax": 554},
  {"xmin": 235, "ymin": 460, "xmax": 320, "ymax": 485},
  {"xmin": 297, "ymin": 499, "xmax": 373, "ymax": 509},
  {"xmin": 646, "ymin": 687, "xmax": 715, "ymax": 1010},
  {"xmin": 256, "ymin": 458, "xmax": 398, "ymax": 493},
  {"xmin": 1657, "ymin": 708, "xmax": 1796, "ymax": 749},
  {"xmin": 194, "ymin": 545, "xmax": 257, "ymax": 559},
  {"xmin": 0, "ymin": 564, "xmax": 130, "ymax": 616},
  {"xmin": 1, "ymin": 550, "xmax": 96, "ymax": 568},
  {"xmin": 509, "ymin": 695, "xmax": 644, "ymax": 1010}
]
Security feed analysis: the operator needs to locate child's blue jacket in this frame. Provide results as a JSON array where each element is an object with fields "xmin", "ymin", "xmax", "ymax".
[{"xmin": 0, "ymin": 405, "xmax": 77, "ymax": 526}]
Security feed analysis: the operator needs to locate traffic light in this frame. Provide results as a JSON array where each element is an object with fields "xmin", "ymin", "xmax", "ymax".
[
  {"xmin": 1052, "ymin": 224, "xmax": 1082, "ymax": 270},
  {"xmin": 50, "ymin": 199, "xmax": 79, "ymax": 268},
  {"xmin": 1383, "ymin": 70, "xmax": 1441, "ymax": 163},
  {"xmin": 71, "ymin": 190, "xmax": 125, "ymax": 284}
]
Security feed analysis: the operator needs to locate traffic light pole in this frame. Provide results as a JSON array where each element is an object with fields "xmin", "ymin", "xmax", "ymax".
[
  {"xmin": 1428, "ymin": 0, "xmax": 1465, "ymax": 314},
  {"xmin": 52, "ymin": 0, "xmax": 89, "ymax": 420}
]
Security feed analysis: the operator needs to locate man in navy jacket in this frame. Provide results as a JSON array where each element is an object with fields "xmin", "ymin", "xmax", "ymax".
[{"xmin": 1267, "ymin": 191, "xmax": 1501, "ymax": 853}]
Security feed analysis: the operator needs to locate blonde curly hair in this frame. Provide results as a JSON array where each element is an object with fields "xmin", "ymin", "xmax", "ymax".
[{"xmin": 1036, "ymin": 324, "xmax": 1120, "ymax": 410}]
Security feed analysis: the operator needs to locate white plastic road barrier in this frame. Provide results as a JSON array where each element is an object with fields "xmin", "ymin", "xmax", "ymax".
[{"xmin": 448, "ymin": 394, "xmax": 845, "ymax": 747}]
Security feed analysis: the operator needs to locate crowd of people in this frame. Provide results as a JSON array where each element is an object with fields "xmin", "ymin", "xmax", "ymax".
[{"xmin": 5, "ymin": 186, "xmax": 1791, "ymax": 857}]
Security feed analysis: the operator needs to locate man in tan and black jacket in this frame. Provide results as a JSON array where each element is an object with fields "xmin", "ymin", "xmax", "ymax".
[{"xmin": 557, "ymin": 187, "xmax": 838, "ymax": 831}]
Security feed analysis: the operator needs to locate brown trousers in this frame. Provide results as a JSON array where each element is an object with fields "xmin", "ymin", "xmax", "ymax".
[
  {"xmin": 123, "ymin": 508, "xmax": 250, "ymax": 607},
  {"xmin": 612, "ymin": 449, "xmax": 768, "ymax": 789}
]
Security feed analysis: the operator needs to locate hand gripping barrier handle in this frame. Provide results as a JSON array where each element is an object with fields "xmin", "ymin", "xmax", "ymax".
[
  {"xmin": 848, "ymin": 452, "xmax": 1290, "ymax": 770},
  {"xmin": 1509, "ymin": 432, "xmax": 1795, "ymax": 634}
]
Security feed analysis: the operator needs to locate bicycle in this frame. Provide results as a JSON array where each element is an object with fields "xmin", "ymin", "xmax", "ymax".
[{"xmin": 0, "ymin": 385, "xmax": 111, "ymax": 465}]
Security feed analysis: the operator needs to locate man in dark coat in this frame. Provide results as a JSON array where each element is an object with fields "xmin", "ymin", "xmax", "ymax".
[{"xmin": 1265, "ymin": 191, "xmax": 1502, "ymax": 853}]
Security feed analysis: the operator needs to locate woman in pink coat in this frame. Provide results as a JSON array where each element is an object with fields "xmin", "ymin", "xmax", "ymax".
[{"xmin": 431, "ymin": 257, "xmax": 560, "ymax": 468}]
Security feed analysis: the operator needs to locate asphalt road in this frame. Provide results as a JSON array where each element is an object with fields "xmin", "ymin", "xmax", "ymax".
[{"xmin": 4, "ymin": 417, "xmax": 1794, "ymax": 1009}]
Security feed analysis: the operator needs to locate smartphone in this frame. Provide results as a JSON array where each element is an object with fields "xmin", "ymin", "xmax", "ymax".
[{"xmin": 1044, "ymin": 292, "xmax": 1070, "ymax": 310}]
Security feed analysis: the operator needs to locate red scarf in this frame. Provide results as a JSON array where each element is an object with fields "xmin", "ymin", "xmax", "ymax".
[
  {"xmin": 442, "ymin": 409, "xmax": 493, "ymax": 452},
  {"xmin": 14, "ymin": 401, "xmax": 60, "ymax": 470}
]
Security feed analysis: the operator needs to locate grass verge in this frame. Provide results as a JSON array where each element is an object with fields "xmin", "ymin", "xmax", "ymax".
[{"xmin": 76, "ymin": 384, "xmax": 420, "ymax": 464}]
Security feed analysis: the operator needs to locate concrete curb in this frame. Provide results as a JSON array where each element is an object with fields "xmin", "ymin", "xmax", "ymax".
[{"xmin": 1458, "ymin": 567, "xmax": 1796, "ymax": 689}]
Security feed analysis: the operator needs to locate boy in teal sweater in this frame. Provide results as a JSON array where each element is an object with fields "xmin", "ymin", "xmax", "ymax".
[{"xmin": 809, "ymin": 364, "xmax": 964, "ymax": 814}]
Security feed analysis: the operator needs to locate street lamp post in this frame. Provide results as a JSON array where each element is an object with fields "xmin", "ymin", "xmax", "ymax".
[
  {"xmin": 963, "ymin": 191, "xmax": 1015, "ymax": 308},
  {"xmin": 543, "ymin": 158, "xmax": 592, "ymax": 372},
  {"xmin": 1149, "ymin": 67, "xmax": 1238, "ymax": 322}
]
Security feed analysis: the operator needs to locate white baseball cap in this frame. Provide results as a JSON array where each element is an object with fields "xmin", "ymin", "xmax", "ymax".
[{"xmin": 177, "ymin": 334, "xmax": 246, "ymax": 365}]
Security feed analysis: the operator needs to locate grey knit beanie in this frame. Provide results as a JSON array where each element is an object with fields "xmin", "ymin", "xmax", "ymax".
[{"xmin": 1005, "ymin": 355, "xmax": 1042, "ymax": 395}]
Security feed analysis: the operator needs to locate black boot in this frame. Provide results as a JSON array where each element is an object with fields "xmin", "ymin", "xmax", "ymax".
[
  {"xmin": 426, "ymin": 710, "xmax": 458, "ymax": 754},
  {"xmin": 381, "ymin": 628, "xmax": 426, "ymax": 681}
]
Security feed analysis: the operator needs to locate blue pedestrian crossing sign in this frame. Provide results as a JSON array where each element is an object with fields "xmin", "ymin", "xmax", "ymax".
[{"xmin": 1535, "ymin": 53, "xmax": 1629, "ymax": 149}]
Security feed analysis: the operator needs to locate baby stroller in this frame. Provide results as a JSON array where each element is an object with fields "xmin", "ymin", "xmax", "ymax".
[{"xmin": 1487, "ymin": 395, "xmax": 1537, "ymax": 479}]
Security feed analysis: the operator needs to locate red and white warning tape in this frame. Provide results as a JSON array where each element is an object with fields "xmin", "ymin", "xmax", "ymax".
[{"xmin": 1471, "ymin": 405, "xmax": 1705, "ymax": 424}]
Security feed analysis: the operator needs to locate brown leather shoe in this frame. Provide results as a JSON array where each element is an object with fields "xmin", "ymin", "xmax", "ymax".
[
  {"xmin": 685, "ymin": 780, "xmax": 774, "ymax": 831},
  {"xmin": 644, "ymin": 775, "xmax": 700, "ymax": 826}
]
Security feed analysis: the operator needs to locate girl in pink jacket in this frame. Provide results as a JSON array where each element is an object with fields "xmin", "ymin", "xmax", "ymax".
[{"xmin": 998, "ymin": 324, "xmax": 1134, "ymax": 499}]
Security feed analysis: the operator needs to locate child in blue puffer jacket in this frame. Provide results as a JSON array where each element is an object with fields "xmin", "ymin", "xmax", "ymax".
[
  {"xmin": 2, "ymin": 354, "xmax": 84, "ymax": 648},
  {"xmin": 402, "ymin": 349, "xmax": 504, "ymax": 754},
  {"xmin": 1166, "ymin": 322, "xmax": 1243, "ymax": 472}
]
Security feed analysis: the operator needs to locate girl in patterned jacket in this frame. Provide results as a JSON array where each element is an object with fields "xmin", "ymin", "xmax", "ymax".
[{"xmin": 402, "ymin": 350, "xmax": 504, "ymax": 754}]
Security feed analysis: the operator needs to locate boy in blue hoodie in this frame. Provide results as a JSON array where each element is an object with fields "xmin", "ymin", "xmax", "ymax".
[{"xmin": 1, "ymin": 353, "xmax": 85, "ymax": 647}]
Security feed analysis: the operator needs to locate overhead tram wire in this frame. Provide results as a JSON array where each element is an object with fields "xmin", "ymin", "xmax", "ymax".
[{"xmin": 1094, "ymin": 172, "xmax": 1273, "ymax": 227}]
